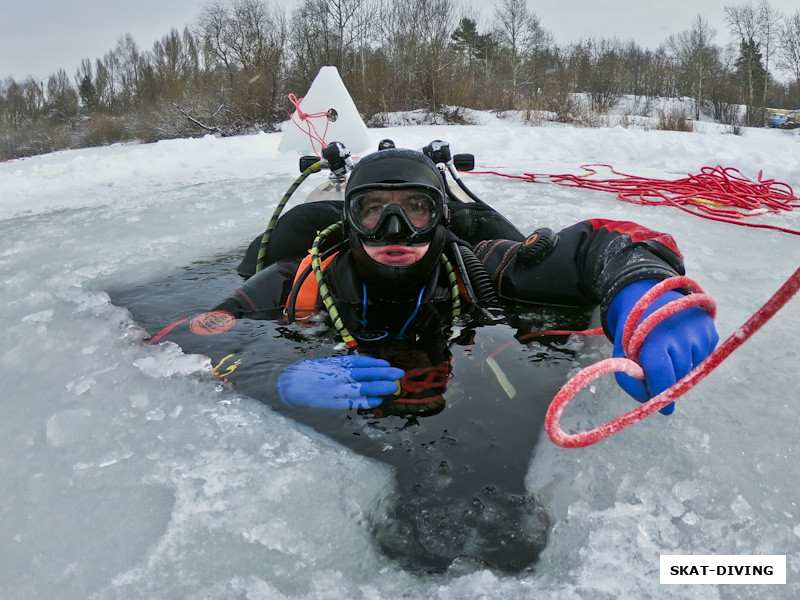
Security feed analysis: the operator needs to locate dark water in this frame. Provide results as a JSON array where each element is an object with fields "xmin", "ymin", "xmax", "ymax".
[{"xmin": 108, "ymin": 253, "xmax": 591, "ymax": 575}]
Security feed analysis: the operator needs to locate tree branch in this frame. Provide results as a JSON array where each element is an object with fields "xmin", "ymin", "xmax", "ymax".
[{"xmin": 172, "ymin": 102, "xmax": 221, "ymax": 133}]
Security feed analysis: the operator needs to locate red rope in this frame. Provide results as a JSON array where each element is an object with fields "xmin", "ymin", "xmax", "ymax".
[
  {"xmin": 473, "ymin": 164, "xmax": 800, "ymax": 236},
  {"xmin": 545, "ymin": 268, "xmax": 800, "ymax": 448},
  {"xmin": 394, "ymin": 364, "xmax": 451, "ymax": 404},
  {"xmin": 288, "ymin": 93, "xmax": 332, "ymax": 157}
]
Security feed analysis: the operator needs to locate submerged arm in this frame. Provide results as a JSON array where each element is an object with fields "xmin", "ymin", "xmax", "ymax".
[{"xmin": 474, "ymin": 219, "xmax": 717, "ymax": 412}]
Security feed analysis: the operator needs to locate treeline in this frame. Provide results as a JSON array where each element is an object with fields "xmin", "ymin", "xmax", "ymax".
[{"xmin": 2, "ymin": 0, "xmax": 800, "ymax": 161}]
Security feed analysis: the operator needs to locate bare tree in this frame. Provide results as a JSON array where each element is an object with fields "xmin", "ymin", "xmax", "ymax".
[
  {"xmin": 779, "ymin": 11, "xmax": 800, "ymax": 98},
  {"xmin": 195, "ymin": 0, "xmax": 288, "ymax": 129},
  {"xmin": 492, "ymin": 0, "xmax": 550, "ymax": 103},
  {"xmin": 198, "ymin": 1, "xmax": 286, "ymax": 76},
  {"xmin": 572, "ymin": 38, "xmax": 627, "ymax": 113},
  {"xmin": 0, "ymin": 77, "xmax": 46, "ymax": 158},
  {"xmin": 95, "ymin": 50, "xmax": 119, "ymax": 113},
  {"xmin": 726, "ymin": 1, "xmax": 783, "ymax": 123},
  {"xmin": 150, "ymin": 29, "xmax": 191, "ymax": 99},
  {"xmin": 705, "ymin": 45, "xmax": 741, "ymax": 123},
  {"xmin": 19, "ymin": 77, "xmax": 45, "ymax": 123},
  {"xmin": 228, "ymin": 0, "xmax": 286, "ymax": 73},
  {"xmin": 45, "ymin": 69, "xmax": 79, "ymax": 121},
  {"xmin": 289, "ymin": 0, "xmax": 374, "ymax": 82},
  {"xmin": 378, "ymin": 0, "xmax": 457, "ymax": 112},
  {"xmin": 197, "ymin": 1, "xmax": 236, "ymax": 83},
  {"xmin": 0, "ymin": 80, "xmax": 8, "ymax": 125},
  {"xmin": 757, "ymin": 0, "xmax": 783, "ymax": 107},
  {"xmin": 667, "ymin": 15, "xmax": 720, "ymax": 119},
  {"xmin": 350, "ymin": 0, "xmax": 381, "ymax": 92},
  {"xmin": 1, "ymin": 78, "xmax": 27, "ymax": 126},
  {"xmin": 115, "ymin": 34, "xmax": 145, "ymax": 109}
]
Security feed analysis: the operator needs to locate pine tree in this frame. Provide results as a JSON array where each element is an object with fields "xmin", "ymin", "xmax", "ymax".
[
  {"xmin": 734, "ymin": 37, "xmax": 767, "ymax": 125},
  {"xmin": 78, "ymin": 74, "xmax": 99, "ymax": 114},
  {"xmin": 451, "ymin": 18, "xmax": 495, "ymax": 63}
]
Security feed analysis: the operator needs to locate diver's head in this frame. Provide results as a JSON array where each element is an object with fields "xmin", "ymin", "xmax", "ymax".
[{"xmin": 344, "ymin": 148, "xmax": 449, "ymax": 295}]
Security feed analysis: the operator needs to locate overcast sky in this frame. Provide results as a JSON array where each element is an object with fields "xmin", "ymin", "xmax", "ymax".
[{"xmin": 2, "ymin": 0, "xmax": 799, "ymax": 82}]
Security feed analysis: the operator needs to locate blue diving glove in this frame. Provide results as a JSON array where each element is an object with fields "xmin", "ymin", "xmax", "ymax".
[
  {"xmin": 607, "ymin": 279, "xmax": 719, "ymax": 415},
  {"xmin": 277, "ymin": 355, "xmax": 405, "ymax": 409}
]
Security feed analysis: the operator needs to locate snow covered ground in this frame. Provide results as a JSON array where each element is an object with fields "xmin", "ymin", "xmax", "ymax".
[{"xmin": 1, "ymin": 113, "xmax": 799, "ymax": 599}]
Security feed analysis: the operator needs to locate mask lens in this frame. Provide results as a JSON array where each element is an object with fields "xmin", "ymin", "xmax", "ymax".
[{"xmin": 352, "ymin": 191, "xmax": 438, "ymax": 233}]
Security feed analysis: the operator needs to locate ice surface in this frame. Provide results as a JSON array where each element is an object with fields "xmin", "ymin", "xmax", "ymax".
[{"xmin": 1, "ymin": 113, "xmax": 799, "ymax": 599}]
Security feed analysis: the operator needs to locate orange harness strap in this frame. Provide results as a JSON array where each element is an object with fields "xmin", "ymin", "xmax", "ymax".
[{"xmin": 287, "ymin": 252, "xmax": 338, "ymax": 318}]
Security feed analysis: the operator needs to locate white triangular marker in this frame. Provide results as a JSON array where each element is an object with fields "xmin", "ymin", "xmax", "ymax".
[{"xmin": 278, "ymin": 66, "xmax": 372, "ymax": 156}]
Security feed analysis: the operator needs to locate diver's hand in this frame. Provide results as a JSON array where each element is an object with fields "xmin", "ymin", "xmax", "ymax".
[
  {"xmin": 277, "ymin": 355, "xmax": 405, "ymax": 409},
  {"xmin": 607, "ymin": 280, "xmax": 719, "ymax": 415}
]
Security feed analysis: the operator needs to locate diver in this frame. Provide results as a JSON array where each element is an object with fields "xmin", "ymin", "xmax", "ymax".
[
  {"xmin": 200, "ymin": 146, "xmax": 718, "ymax": 415},
  {"xmin": 147, "ymin": 145, "xmax": 719, "ymax": 573}
]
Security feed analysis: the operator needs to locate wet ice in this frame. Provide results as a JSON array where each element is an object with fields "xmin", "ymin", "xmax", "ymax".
[{"xmin": 1, "ymin": 113, "xmax": 799, "ymax": 599}]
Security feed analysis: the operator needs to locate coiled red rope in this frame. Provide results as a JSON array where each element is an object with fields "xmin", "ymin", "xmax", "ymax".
[
  {"xmin": 474, "ymin": 164, "xmax": 800, "ymax": 236},
  {"xmin": 545, "ymin": 268, "xmax": 800, "ymax": 447}
]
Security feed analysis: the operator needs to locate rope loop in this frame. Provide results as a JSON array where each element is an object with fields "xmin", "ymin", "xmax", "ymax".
[
  {"xmin": 621, "ymin": 277, "xmax": 716, "ymax": 363},
  {"xmin": 545, "ymin": 276, "xmax": 715, "ymax": 447},
  {"xmin": 545, "ymin": 270, "xmax": 800, "ymax": 448}
]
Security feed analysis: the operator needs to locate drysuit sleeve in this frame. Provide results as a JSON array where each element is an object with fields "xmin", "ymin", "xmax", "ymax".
[
  {"xmin": 146, "ymin": 258, "xmax": 300, "ymax": 353},
  {"xmin": 212, "ymin": 258, "xmax": 301, "ymax": 319},
  {"xmin": 473, "ymin": 219, "xmax": 685, "ymax": 336},
  {"xmin": 144, "ymin": 259, "xmax": 304, "ymax": 395}
]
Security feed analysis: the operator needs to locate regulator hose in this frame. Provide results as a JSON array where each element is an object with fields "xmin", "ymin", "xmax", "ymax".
[
  {"xmin": 310, "ymin": 222, "xmax": 358, "ymax": 348},
  {"xmin": 457, "ymin": 244, "xmax": 500, "ymax": 308},
  {"xmin": 256, "ymin": 160, "xmax": 323, "ymax": 273}
]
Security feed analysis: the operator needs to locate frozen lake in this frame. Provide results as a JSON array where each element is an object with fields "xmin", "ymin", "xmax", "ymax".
[{"xmin": 1, "ymin": 115, "xmax": 799, "ymax": 599}]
